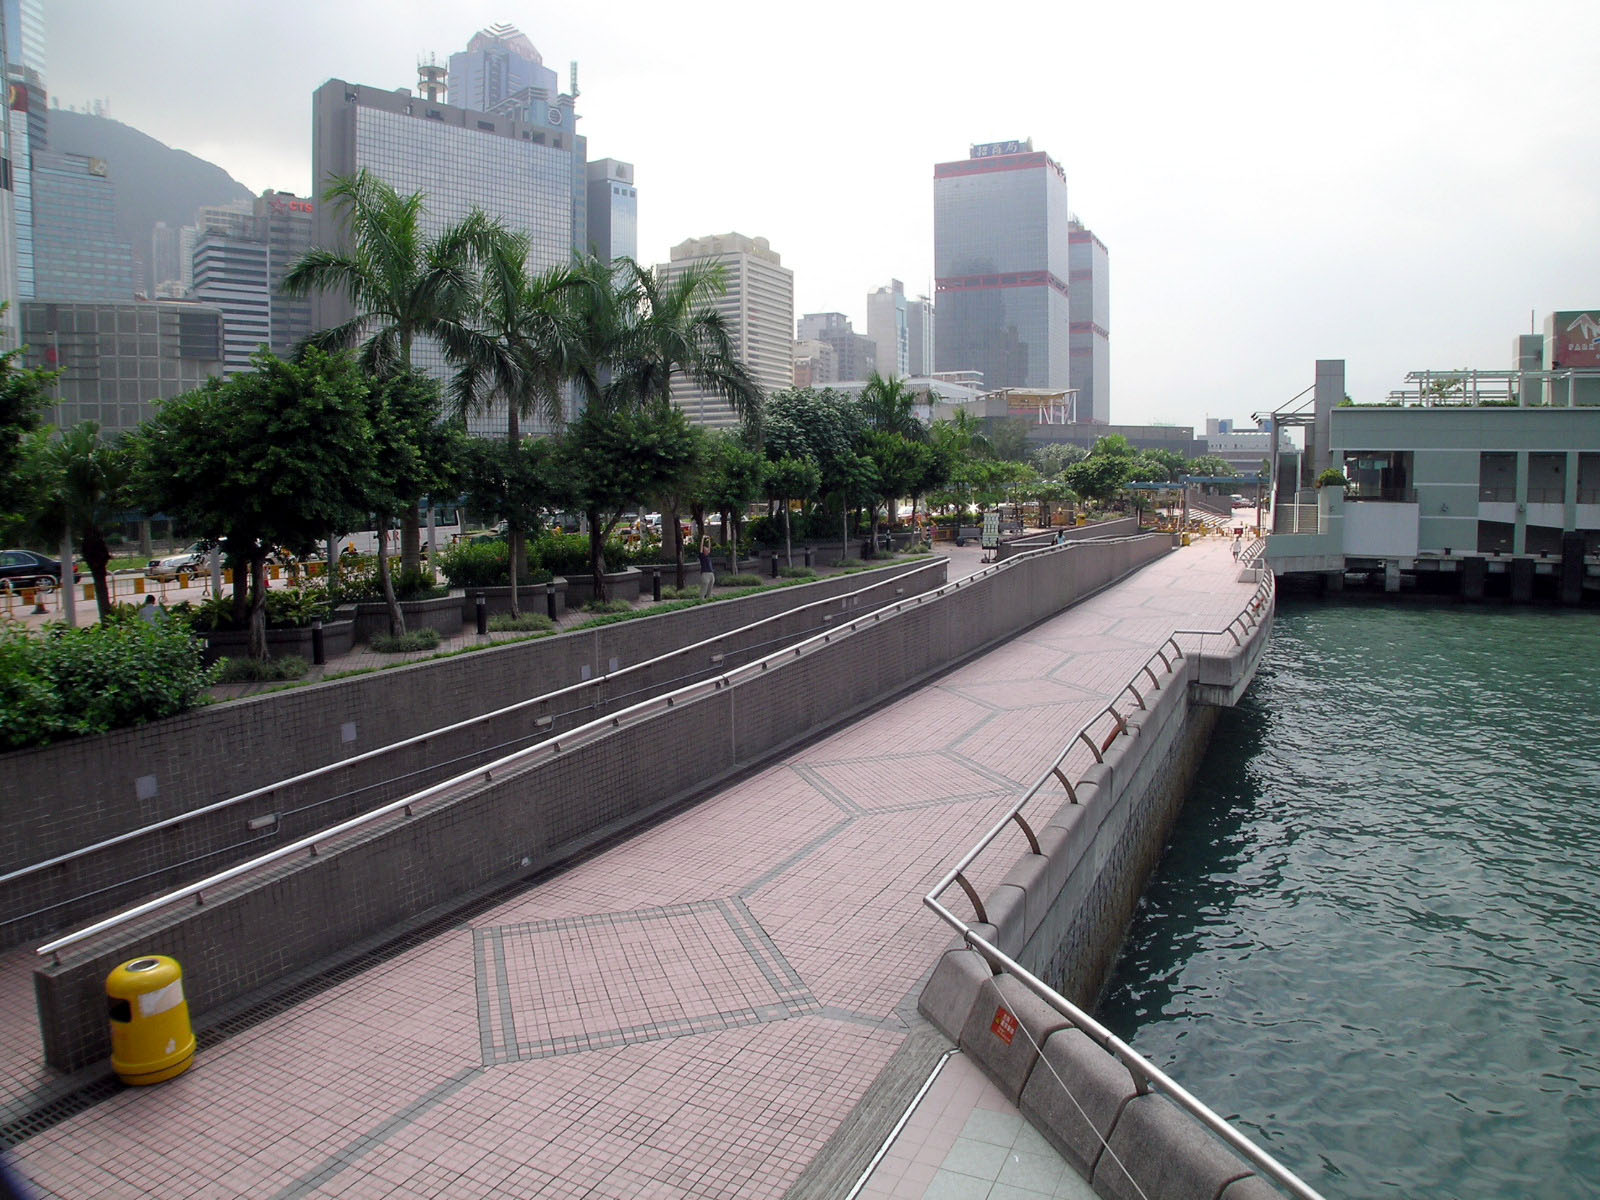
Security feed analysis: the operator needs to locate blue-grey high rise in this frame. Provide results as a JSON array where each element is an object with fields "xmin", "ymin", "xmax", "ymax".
[{"xmin": 933, "ymin": 141, "xmax": 1071, "ymax": 393}]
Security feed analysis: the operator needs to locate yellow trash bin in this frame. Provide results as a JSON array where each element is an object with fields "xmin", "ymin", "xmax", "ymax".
[
  {"xmin": 1181, "ymin": 532, "xmax": 1192, "ymax": 546},
  {"xmin": 107, "ymin": 956, "xmax": 195, "ymax": 1085}
]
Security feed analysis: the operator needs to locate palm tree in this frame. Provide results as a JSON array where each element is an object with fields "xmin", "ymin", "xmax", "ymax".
[
  {"xmin": 445, "ymin": 231, "xmax": 580, "ymax": 615},
  {"xmin": 281, "ymin": 170, "xmax": 502, "ymax": 573},
  {"xmin": 34, "ymin": 423, "xmax": 129, "ymax": 624},
  {"xmin": 601, "ymin": 258, "xmax": 765, "ymax": 587}
]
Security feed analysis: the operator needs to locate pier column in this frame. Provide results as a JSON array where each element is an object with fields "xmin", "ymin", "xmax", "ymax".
[
  {"xmin": 1560, "ymin": 531, "xmax": 1585, "ymax": 606},
  {"xmin": 1510, "ymin": 558, "xmax": 1534, "ymax": 604},
  {"xmin": 1461, "ymin": 556, "xmax": 1486, "ymax": 601},
  {"xmin": 1323, "ymin": 570, "xmax": 1344, "ymax": 594},
  {"xmin": 1384, "ymin": 562, "xmax": 1401, "ymax": 593}
]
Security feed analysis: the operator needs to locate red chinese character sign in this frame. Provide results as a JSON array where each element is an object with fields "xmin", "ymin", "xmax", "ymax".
[{"xmin": 990, "ymin": 1006, "xmax": 1018, "ymax": 1045}]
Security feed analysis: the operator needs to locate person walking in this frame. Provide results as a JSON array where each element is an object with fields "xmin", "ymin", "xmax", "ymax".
[
  {"xmin": 1232, "ymin": 533, "xmax": 1243, "ymax": 561},
  {"xmin": 698, "ymin": 535, "xmax": 715, "ymax": 598},
  {"xmin": 138, "ymin": 594, "xmax": 166, "ymax": 625}
]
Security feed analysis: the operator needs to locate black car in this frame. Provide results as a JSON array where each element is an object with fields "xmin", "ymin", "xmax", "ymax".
[{"xmin": 0, "ymin": 549, "xmax": 78, "ymax": 592}]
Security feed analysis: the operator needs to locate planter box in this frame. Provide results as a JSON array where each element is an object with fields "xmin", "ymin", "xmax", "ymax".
[
  {"xmin": 200, "ymin": 619, "xmax": 354, "ymax": 665},
  {"xmin": 461, "ymin": 580, "xmax": 567, "ymax": 621},
  {"xmin": 338, "ymin": 593, "xmax": 465, "ymax": 643},
  {"xmin": 561, "ymin": 566, "xmax": 642, "ymax": 607}
]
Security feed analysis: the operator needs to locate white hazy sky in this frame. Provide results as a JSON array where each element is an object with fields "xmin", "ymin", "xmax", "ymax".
[{"xmin": 45, "ymin": 0, "xmax": 1600, "ymax": 430}]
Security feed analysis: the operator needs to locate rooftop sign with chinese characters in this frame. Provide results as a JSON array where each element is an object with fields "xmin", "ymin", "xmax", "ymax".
[{"xmin": 970, "ymin": 139, "xmax": 1031, "ymax": 159}]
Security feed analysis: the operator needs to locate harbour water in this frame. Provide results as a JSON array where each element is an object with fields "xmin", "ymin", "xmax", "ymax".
[{"xmin": 1096, "ymin": 601, "xmax": 1600, "ymax": 1199}]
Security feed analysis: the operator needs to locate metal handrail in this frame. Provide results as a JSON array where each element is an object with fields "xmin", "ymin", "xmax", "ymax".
[
  {"xmin": 920, "ymin": 568, "xmax": 1322, "ymax": 1199},
  {"xmin": 6, "ymin": 558, "xmax": 946, "ymax": 891},
  {"xmin": 37, "ymin": 533, "xmax": 1160, "ymax": 960}
]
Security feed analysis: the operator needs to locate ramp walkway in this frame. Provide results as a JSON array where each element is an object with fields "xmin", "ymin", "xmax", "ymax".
[{"xmin": 5, "ymin": 540, "xmax": 1261, "ymax": 1199}]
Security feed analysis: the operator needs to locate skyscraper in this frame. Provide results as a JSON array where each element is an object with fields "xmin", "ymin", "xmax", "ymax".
[
  {"xmin": 865, "ymin": 280, "xmax": 908, "ymax": 379},
  {"xmin": 2, "ymin": 0, "xmax": 47, "ymax": 329},
  {"xmin": 192, "ymin": 233, "xmax": 270, "ymax": 377},
  {"xmin": 585, "ymin": 158, "xmax": 636, "ymax": 265},
  {"xmin": 447, "ymin": 25, "xmax": 548, "ymax": 114},
  {"xmin": 905, "ymin": 293, "xmax": 935, "ymax": 377},
  {"xmin": 254, "ymin": 191, "xmax": 314, "ymax": 359},
  {"xmin": 31, "ymin": 151, "xmax": 135, "ymax": 301},
  {"xmin": 311, "ymin": 58, "xmax": 586, "ymax": 434},
  {"xmin": 933, "ymin": 139, "xmax": 1071, "ymax": 392},
  {"xmin": 797, "ymin": 311, "xmax": 876, "ymax": 383},
  {"xmin": 1068, "ymin": 220, "xmax": 1110, "ymax": 423},
  {"xmin": 656, "ymin": 233, "xmax": 793, "ymax": 428}
]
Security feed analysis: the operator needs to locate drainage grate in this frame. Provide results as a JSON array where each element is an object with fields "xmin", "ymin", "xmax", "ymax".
[{"xmin": 0, "ymin": 1076, "xmax": 122, "ymax": 1149}]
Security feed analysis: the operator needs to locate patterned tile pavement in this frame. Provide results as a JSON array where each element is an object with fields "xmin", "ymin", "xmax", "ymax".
[{"xmin": 5, "ymin": 536, "xmax": 1259, "ymax": 1197}]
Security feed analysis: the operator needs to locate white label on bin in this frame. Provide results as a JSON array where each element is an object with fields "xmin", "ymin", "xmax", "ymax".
[{"xmin": 138, "ymin": 980, "xmax": 184, "ymax": 1018}]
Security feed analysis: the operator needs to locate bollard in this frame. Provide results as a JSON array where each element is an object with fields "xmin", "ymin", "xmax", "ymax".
[
  {"xmin": 545, "ymin": 582, "xmax": 557, "ymax": 621},
  {"xmin": 770, "ymin": 553, "xmax": 779, "ymax": 578},
  {"xmin": 803, "ymin": 546, "xmax": 813, "ymax": 568},
  {"xmin": 311, "ymin": 618, "xmax": 325, "ymax": 665},
  {"xmin": 651, "ymin": 568, "xmax": 661, "ymax": 602},
  {"xmin": 476, "ymin": 594, "xmax": 488, "ymax": 635},
  {"xmin": 106, "ymin": 956, "xmax": 195, "ymax": 1085},
  {"xmin": 177, "ymin": 571, "xmax": 189, "ymax": 589}
]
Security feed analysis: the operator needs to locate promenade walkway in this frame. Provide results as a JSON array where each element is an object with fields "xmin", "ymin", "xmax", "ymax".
[{"xmin": 6, "ymin": 536, "xmax": 1259, "ymax": 1199}]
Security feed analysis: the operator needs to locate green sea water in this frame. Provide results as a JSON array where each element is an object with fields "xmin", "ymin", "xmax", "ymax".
[{"xmin": 1097, "ymin": 601, "xmax": 1600, "ymax": 1199}]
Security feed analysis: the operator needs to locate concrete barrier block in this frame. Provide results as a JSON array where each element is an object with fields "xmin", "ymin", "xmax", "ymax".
[
  {"xmin": 958, "ymin": 974, "xmax": 1072, "ymax": 1104},
  {"xmin": 1000, "ymin": 853, "xmax": 1052, "ymax": 942},
  {"xmin": 1092, "ymin": 1093, "xmax": 1253, "ymax": 1200},
  {"xmin": 984, "ymin": 883, "xmax": 1028, "ymax": 957},
  {"xmin": 1219, "ymin": 1174, "xmax": 1281, "ymax": 1199},
  {"xmin": 1037, "ymin": 808, "xmax": 1088, "ymax": 902},
  {"xmin": 1019, "ymin": 1027, "xmax": 1139, "ymax": 1180},
  {"xmin": 917, "ymin": 946, "xmax": 995, "ymax": 1041}
]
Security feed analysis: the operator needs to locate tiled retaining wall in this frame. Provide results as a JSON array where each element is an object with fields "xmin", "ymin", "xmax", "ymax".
[
  {"xmin": 916, "ymin": 584, "xmax": 1281, "ymax": 1199},
  {"xmin": 2, "ymin": 562, "xmax": 947, "ymax": 946},
  {"xmin": 33, "ymin": 536, "xmax": 1169, "ymax": 1071}
]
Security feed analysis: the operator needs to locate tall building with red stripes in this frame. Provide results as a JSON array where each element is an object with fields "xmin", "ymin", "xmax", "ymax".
[{"xmin": 933, "ymin": 140, "xmax": 1071, "ymax": 396}]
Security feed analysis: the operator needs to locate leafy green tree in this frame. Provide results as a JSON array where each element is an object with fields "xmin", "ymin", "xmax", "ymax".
[
  {"xmin": 0, "ymin": 333, "xmax": 59, "ymax": 545},
  {"xmin": 130, "ymin": 349, "xmax": 379, "ymax": 658},
  {"xmin": 860, "ymin": 372, "xmax": 926, "ymax": 440},
  {"xmin": 1065, "ymin": 454, "xmax": 1133, "ymax": 505},
  {"xmin": 31, "ymin": 423, "xmax": 132, "ymax": 622},
  {"xmin": 862, "ymin": 431, "xmax": 934, "ymax": 549},
  {"xmin": 1186, "ymin": 454, "xmax": 1234, "ymax": 479},
  {"xmin": 648, "ymin": 424, "xmax": 707, "ymax": 588},
  {"xmin": 1030, "ymin": 441, "xmax": 1087, "ymax": 478},
  {"xmin": 701, "ymin": 431, "xmax": 765, "ymax": 558},
  {"xmin": 1091, "ymin": 433, "xmax": 1135, "ymax": 458},
  {"xmin": 986, "ymin": 416, "xmax": 1031, "ymax": 462},
  {"xmin": 550, "ymin": 404, "xmax": 699, "ymax": 592},
  {"xmin": 763, "ymin": 455, "xmax": 820, "ymax": 565},
  {"xmin": 281, "ymin": 170, "xmax": 503, "ymax": 572},
  {"xmin": 1139, "ymin": 448, "xmax": 1188, "ymax": 481}
]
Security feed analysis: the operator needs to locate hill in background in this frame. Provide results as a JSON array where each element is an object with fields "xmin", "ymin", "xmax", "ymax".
[{"xmin": 44, "ymin": 108, "xmax": 255, "ymax": 270}]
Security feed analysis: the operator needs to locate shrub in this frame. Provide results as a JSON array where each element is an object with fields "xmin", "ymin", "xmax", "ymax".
[
  {"xmin": 214, "ymin": 655, "xmax": 309, "ymax": 683},
  {"xmin": 0, "ymin": 611, "xmax": 217, "ymax": 749},
  {"xmin": 778, "ymin": 566, "xmax": 815, "ymax": 579},
  {"xmin": 659, "ymin": 586, "xmax": 701, "ymax": 600},
  {"xmin": 1317, "ymin": 468, "xmax": 1350, "ymax": 489},
  {"xmin": 369, "ymin": 628, "xmax": 442, "ymax": 653},
  {"xmin": 487, "ymin": 613, "xmax": 554, "ymax": 633},
  {"xmin": 582, "ymin": 598, "xmax": 634, "ymax": 614},
  {"xmin": 437, "ymin": 540, "xmax": 509, "ymax": 587},
  {"xmin": 173, "ymin": 585, "xmax": 331, "ymax": 632},
  {"xmin": 325, "ymin": 558, "xmax": 444, "ymax": 603},
  {"xmin": 721, "ymin": 573, "xmax": 763, "ymax": 587}
]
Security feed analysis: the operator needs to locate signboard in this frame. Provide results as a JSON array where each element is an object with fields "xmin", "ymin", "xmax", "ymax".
[
  {"xmin": 990, "ymin": 1006, "xmax": 1018, "ymax": 1045},
  {"xmin": 981, "ymin": 511, "xmax": 1000, "ymax": 550},
  {"xmin": 971, "ymin": 139, "xmax": 1028, "ymax": 159},
  {"xmin": 1551, "ymin": 311, "xmax": 1600, "ymax": 368}
]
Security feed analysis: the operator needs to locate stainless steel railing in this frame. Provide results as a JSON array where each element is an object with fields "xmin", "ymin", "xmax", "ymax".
[
  {"xmin": 7, "ymin": 559, "xmax": 946, "ymax": 899},
  {"xmin": 921, "ymin": 568, "xmax": 1324, "ymax": 1200},
  {"xmin": 37, "ymin": 535, "xmax": 1157, "ymax": 961}
]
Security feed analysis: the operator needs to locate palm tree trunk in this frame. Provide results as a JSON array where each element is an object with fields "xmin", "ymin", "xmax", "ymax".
[
  {"xmin": 588, "ymin": 507, "xmax": 607, "ymax": 602},
  {"xmin": 58, "ymin": 529, "xmax": 78, "ymax": 628},
  {"xmin": 508, "ymin": 526, "xmax": 522, "ymax": 618},
  {"xmin": 783, "ymin": 501, "xmax": 792, "ymax": 567},
  {"xmin": 668, "ymin": 504, "xmax": 686, "ymax": 590},
  {"xmin": 83, "ymin": 525, "xmax": 113, "ymax": 621},
  {"xmin": 401, "ymin": 512, "xmax": 421, "ymax": 575}
]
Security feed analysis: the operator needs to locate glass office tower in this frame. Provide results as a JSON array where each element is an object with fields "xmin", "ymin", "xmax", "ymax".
[{"xmin": 933, "ymin": 141, "xmax": 1071, "ymax": 392}]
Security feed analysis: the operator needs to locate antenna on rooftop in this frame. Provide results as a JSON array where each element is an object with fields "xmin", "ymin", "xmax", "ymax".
[
  {"xmin": 417, "ymin": 54, "xmax": 445, "ymax": 103},
  {"xmin": 570, "ymin": 61, "xmax": 580, "ymax": 100}
]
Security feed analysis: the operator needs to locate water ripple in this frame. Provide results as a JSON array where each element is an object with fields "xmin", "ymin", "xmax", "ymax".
[{"xmin": 1096, "ymin": 601, "xmax": 1600, "ymax": 1199}]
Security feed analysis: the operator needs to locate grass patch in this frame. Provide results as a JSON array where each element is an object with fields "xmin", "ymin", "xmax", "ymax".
[
  {"xmin": 778, "ymin": 565, "xmax": 816, "ymax": 578},
  {"xmin": 214, "ymin": 654, "xmax": 309, "ymax": 683},
  {"xmin": 583, "ymin": 598, "xmax": 635, "ymax": 614},
  {"xmin": 369, "ymin": 628, "xmax": 442, "ymax": 653},
  {"xmin": 487, "ymin": 613, "xmax": 555, "ymax": 632},
  {"xmin": 720, "ymin": 573, "xmax": 763, "ymax": 587},
  {"xmin": 660, "ymin": 585, "xmax": 702, "ymax": 600}
]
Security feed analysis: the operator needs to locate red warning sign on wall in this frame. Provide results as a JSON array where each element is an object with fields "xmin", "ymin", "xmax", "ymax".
[{"xmin": 991, "ymin": 1006, "xmax": 1018, "ymax": 1045}]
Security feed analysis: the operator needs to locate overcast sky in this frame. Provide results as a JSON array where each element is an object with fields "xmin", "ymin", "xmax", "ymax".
[{"xmin": 45, "ymin": 0, "xmax": 1600, "ymax": 430}]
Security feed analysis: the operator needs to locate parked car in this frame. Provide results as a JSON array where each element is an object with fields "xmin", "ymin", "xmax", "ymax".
[
  {"xmin": 148, "ymin": 541, "xmax": 212, "ymax": 580},
  {"xmin": 0, "ymin": 549, "xmax": 80, "ymax": 592}
]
